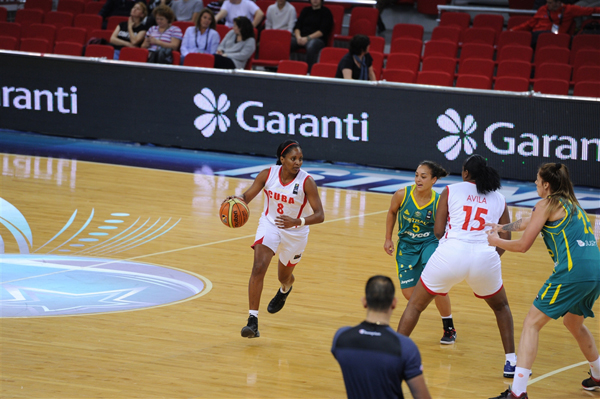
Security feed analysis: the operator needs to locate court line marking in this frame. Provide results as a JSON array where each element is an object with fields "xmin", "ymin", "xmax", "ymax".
[{"xmin": 528, "ymin": 360, "xmax": 588, "ymax": 386}]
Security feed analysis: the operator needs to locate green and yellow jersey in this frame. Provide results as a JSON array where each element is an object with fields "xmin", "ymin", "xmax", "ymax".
[{"xmin": 396, "ymin": 185, "xmax": 439, "ymax": 254}]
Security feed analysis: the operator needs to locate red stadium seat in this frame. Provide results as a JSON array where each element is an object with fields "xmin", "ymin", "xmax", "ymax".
[
  {"xmin": 24, "ymin": 0, "xmax": 53, "ymax": 13},
  {"xmin": 382, "ymin": 69, "xmax": 416, "ymax": 83},
  {"xmin": 277, "ymin": 60, "xmax": 308, "ymax": 75},
  {"xmin": 572, "ymin": 66, "xmax": 600, "ymax": 85},
  {"xmin": 215, "ymin": 24, "xmax": 230, "ymax": 42},
  {"xmin": 22, "ymin": 23, "xmax": 56, "ymax": 49},
  {"xmin": 458, "ymin": 43, "xmax": 494, "ymax": 63},
  {"xmin": 56, "ymin": 26, "xmax": 87, "ymax": 45},
  {"xmin": 497, "ymin": 45, "xmax": 533, "ymax": 63},
  {"xmin": 0, "ymin": 21, "xmax": 21, "ymax": 40},
  {"xmin": 416, "ymin": 70, "xmax": 453, "ymax": 86},
  {"xmin": 0, "ymin": 35, "xmax": 18, "ymax": 50},
  {"xmin": 507, "ymin": 15, "xmax": 531, "ymax": 30},
  {"xmin": 422, "ymin": 40, "xmax": 457, "ymax": 60},
  {"xmin": 388, "ymin": 38, "xmax": 422, "ymax": 57},
  {"xmin": 494, "ymin": 76, "xmax": 530, "ymax": 91},
  {"xmin": 458, "ymin": 58, "xmax": 495, "ymax": 81},
  {"xmin": 310, "ymin": 63, "xmax": 337, "ymax": 78},
  {"xmin": 533, "ymin": 78, "xmax": 569, "ymax": 95},
  {"xmin": 572, "ymin": 49, "xmax": 600, "ymax": 73},
  {"xmin": 391, "ymin": 23, "xmax": 424, "ymax": 41},
  {"xmin": 15, "ymin": 9, "xmax": 44, "ymax": 28},
  {"xmin": 386, "ymin": 53, "xmax": 420, "ymax": 74},
  {"xmin": 430, "ymin": 26, "xmax": 461, "ymax": 45},
  {"xmin": 417, "ymin": 0, "xmax": 449, "ymax": 16},
  {"xmin": 439, "ymin": 12, "xmax": 470, "ymax": 32},
  {"xmin": 536, "ymin": 32, "xmax": 570, "ymax": 50},
  {"xmin": 290, "ymin": 1, "xmax": 309, "ymax": 17},
  {"xmin": 183, "ymin": 52, "xmax": 214, "ymax": 67},
  {"xmin": 74, "ymin": 14, "xmax": 102, "ymax": 33},
  {"xmin": 368, "ymin": 35, "xmax": 385, "ymax": 54},
  {"xmin": 328, "ymin": 5, "xmax": 344, "ymax": 46},
  {"xmin": 106, "ymin": 16, "xmax": 128, "ymax": 31},
  {"xmin": 496, "ymin": 60, "xmax": 532, "ymax": 81},
  {"xmin": 84, "ymin": 43, "xmax": 114, "ymax": 58},
  {"xmin": 173, "ymin": 21, "xmax": 194, "ymax": 33},
  {"xmin": 472, "ymin": 14, "xmax": 504, "ymax": 37},
  {"xmin": 54, "ymin": 41, "xmax": 83, "ymax": 55},
  {"xmin": 371, "ymin": 51, "xmax": 384, "ymax": 79},
  {"xmin": 533, "ymin": 62, "xmax": 572, "ymax": 83},
  {"xmin": 20, "ymin": 37, "xmax": 50, "ymax": 52},
  {"xmin": 508, "ymin": 0, "xmax": 535, "ymax": 12},
  {"xmin": 0, "ymin": 6, "xmax": 7, "ymax": 22},
  {"xmin": 119, "ymin": 46, "xmax": 148, "ymax": 62},
  {"xmin": 83, "ymin": 1, "xmax": 104, "ymax": 15},
  {"xmin": 252, "ymin": 29, "xmax": 290, "ymax": 68},
  {"xmin": 319, "ymin": 47, "xmax": 348, "ymax": 64},
  {"xmin": 456, "ymin": 74, "xmax": 492, "ymax": 89},
  {"xmin": 534, "ymin": 46, "xmax": 570, "ymax": 69},
  {"xmin": 497, "ymin": 31, "xmax": 531, "ymax": 51},
  {"xmin": 44, "ymin": 11, "xmax": 74, "ymax": 30},
  {"xmin": 570, "ymin": 35, "xmax": 600, "ymax": 65},
  {"xmin": 461, "ymin": 27, "xmax": 496, "ymax": 47},
  {"xmin": 87, "ymin": 28, "xmax": 111, "ymax": 42},
  {"xmin": 334, "ymin": 7, "xmax": 378, "ymax": 42},
  {"xmin": 422, "ymin": 56, "xmax": 457, "ymax": 77},
  {"xmin": 57, "ymin": 0, "xmax": 85, "ymax": 16},
  {"xmin": 573, "ymin": 81, "xmax": 600, "ymax": 98}
]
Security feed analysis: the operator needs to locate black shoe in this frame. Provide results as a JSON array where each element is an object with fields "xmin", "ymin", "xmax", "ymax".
[
  {"xmin": 267, "ymin": 286, "xmax": 292, "ymax": 314},
  {"xmin": 582, "ymin": 371, "xmax": 600, "ymax": 391},
  {"xmin": 241, "ymin": 315, "xmax": 260, "ymax": 338},
  {"xmin": 489, "ymin": 388, "xmax": 528, "ymax": 398},
  {"xmin": 440, "ymin": 327, "xmax": 456, "ymax": 344}
]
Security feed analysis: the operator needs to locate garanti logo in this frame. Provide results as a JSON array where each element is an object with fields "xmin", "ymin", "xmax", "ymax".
[{"xmin": 436, "ymin": 108, "xmax": 477, "ymax": 161}]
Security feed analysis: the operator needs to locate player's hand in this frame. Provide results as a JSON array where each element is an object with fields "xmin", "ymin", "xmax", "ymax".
[
  {"xmin": 222, "ymin": 195, "xmax": 240, "ymax": 204},
  {"xmin": 383, "ymin": 239, "xmax": 394, "ymax": 256},
  {"xmin": 484, "ymin": 222, "xmax": 503, "ymax": 233},
  {"xmin": 486, "ymin": 229, "xmax": 500, "ymax": 246},
  {"xmin": 275, "ymin": 215, "xmax": 296, "ymax": 229}
]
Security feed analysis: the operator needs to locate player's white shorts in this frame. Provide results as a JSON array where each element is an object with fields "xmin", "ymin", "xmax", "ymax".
[
  {"xmin": 421, "ymin": 239, "xmax": 503, "ymax": 298},
  {"xmin": 252, "ymin": 216, "xmax": 309, "ymax": 267}
]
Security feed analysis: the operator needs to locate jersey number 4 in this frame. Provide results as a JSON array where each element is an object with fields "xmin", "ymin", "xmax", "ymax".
[{"xmin": 462, "ymin": 206, "xmax": 488, "ymax": 231}]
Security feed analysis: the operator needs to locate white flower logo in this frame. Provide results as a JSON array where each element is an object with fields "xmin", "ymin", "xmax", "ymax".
[
  {"xmin": 194, "ymin": 88, "xmax": 231, "ymax": 138},
  {"xmin": 436, "ymin": 108, "xmax": 477, "ymax": 161}
]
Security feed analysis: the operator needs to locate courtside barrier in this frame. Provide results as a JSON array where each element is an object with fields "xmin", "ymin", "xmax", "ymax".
[{"xmin": 1, "ymin": 51, "xmax": 599, "ymax": 187}]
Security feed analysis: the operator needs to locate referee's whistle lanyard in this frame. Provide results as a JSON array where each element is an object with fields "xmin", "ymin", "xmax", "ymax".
[
  {"xmin": 547, "ymin": 8, "xmax": 563, "ymax": 33},
  {"xmin": 195, "ymin": 27, "xmax": 211, "ymax": 52}
]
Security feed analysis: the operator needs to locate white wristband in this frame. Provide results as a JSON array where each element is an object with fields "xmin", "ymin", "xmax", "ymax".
[{"xmin": 299, "ymin": 217, "xmax": 306, "ymax": 227}]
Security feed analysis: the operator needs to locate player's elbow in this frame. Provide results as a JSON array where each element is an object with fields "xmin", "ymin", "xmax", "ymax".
[{"xmin": 434, "ymin": 230, "xmax": 444, "ymax": 239}]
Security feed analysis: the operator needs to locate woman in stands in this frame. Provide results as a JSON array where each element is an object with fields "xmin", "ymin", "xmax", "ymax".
[
  {"xmin": 488, "ymin": 163, "xmax": 600, "ymax": 399},
  {"xmin": 180, "ymin": 8, "xmax": 220, "ymax": 64},
  {"xmin": 213, "ymin": 16, "xmax": 255, "ymax": 69},
  {"xmin": 109, "ymin": 1, "xmax": 148, "ymax": 60},
  {"xmin": 223, "ymin": 140, "xmax": 324, "ymax": 338},
  {"xmin": 142, "ymin": 5, "xmax": 183, "ymax": 63},
  {"xmin": 335, "ymin": 34, "xmax": 376, "ymax": 81},
  {"xmin": 397, "ymin": 154, "xmax": 517, "ymax": 378},
  {"xmin": 383, "ymin": 161, "xmax": 456, "ymax": 344}
]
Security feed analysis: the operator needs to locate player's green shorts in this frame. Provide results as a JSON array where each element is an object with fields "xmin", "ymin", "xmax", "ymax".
[
  {"xmin": 534, "ymin": 279, "xmax": 600, "ymax": 319},
  {"xmin": 396, "ymin": 241, "xmax": 437, "ymax": 290}
]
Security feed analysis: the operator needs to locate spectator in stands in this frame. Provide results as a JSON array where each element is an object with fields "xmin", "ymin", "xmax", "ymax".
[
  {"xmin": 291, "ymin": 0, "xmax": 333, "ymax": 72},
  {"xmin": 142, "ymin": 5, "xmax": 183, "ymax": 63},
  {"xmin": 511, "ymin": 0, "xmax": 600, "ymax": 46},
  {"xmin": 214, "ymin": 16, "xmax": 255, "ymax": 69},
  {"xmin": 207, "ymin": 0, "xmax": 225, "ymax": 24},
  {"xmin": 265, "ymin": 0, "xmax": 296, "ymax": 32},
  {"xmin": 331, "ymin": 275, "xmax": 432, "ymax": 399},
  {"xmin": 180, "ymin": 8, "xmax": 220, "ymax": 63},
  {"xmin": 170, "ymin": 0, "xmax": 203, "ymax": 23},
  {"xmin": 214, "ymin": 0, "xmax": 264, "ymax": 28},
  {"xmin": 335, "ymin": 35, "xmax": 376, "ymax": 81},
  {"xmin": 100, "ymin": 0, "xmax": 147, "ymax": 29},
  {"xmin": 109, "ymin": 1, "xmax": 148, "ymax": 59}
]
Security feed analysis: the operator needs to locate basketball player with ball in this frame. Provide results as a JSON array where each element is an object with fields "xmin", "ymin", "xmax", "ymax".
[{"xmin": 222, "ymin": 140, "xmax": 324, "ymax": 338}]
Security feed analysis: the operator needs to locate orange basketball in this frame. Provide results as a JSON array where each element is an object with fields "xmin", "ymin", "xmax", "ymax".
[{"xmin": 219, "ymin": 198, "xmax": 250, "ymax": 228}]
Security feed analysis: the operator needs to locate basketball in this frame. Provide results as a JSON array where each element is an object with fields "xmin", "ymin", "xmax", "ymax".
[{"xmin": 219, "ymin": 198, "xmax": 250, "ymax": 228}]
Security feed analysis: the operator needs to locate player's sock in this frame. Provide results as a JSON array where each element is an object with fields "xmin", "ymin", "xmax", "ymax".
[
  {"xmin": 506, "ymin": 353, "xmax": 517, "ymax": 365},
  {"xmin": 280, "ymin": 286, "xmax": 290, "ymax": 294},
  {"xmin": 249, "ymin": 310, "xmax": 258, "ymax": 317},
  {"xmin": 441, "ymin": 315, "xmax": 454, "ymax": 330},
  {"xmin": 511, "ymin": 367, "xmax": 531, "ymax": 396},
  {"xmin": 590, "ymin": 357, "xmax": 600, "ymax": 379}
]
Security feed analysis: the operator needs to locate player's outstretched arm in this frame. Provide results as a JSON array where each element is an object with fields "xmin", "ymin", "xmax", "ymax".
[
  {"xmin": 406, "ymin": 374, "xmax": 432, "ymax": 399},
  {"xmin": 384, "ymin": 188, "xmax": 405, "ymax": 256},
  {"xmin": 494, "ymin": 204, "xmax": 512, "ymax": 257}
]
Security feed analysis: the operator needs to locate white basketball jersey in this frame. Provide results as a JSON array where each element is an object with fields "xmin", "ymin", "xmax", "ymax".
[
  {"xmin": 261, "ymin": 165, "xmax": 311, "ymax": 226},
  {"xmin": 444, "ymin": 181, "xmax": 506, "ymax": 243}
]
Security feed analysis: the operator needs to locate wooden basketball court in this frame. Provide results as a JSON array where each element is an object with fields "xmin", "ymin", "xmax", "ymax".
[{"xmin": 1, "ymin": 152, "xmax": 598, "ymax": 398}]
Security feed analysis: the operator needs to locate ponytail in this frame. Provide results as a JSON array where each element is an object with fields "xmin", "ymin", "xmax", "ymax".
[
  {"xmin": 419, "ymin": 160, "xmax": 448, "ymax": 180},
  {"xmin": 463, "ymin": 154, "xmax": 501, "ymax": 194},
  {"xmin": 538, "ymin": 163, "xmax": 579, "ymax": 216}
]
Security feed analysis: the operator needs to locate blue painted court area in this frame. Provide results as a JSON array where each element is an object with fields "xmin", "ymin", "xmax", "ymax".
[{"xmin": 1, "ymin": 129, "xmax": 599, "ymax": 214}]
